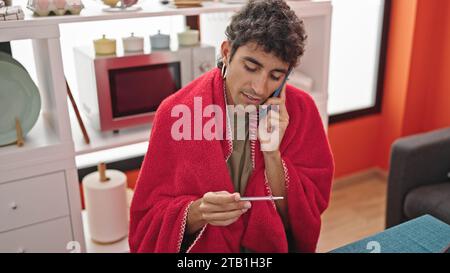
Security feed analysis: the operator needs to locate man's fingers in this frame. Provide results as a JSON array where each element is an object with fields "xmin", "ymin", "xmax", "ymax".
[
  {"xmin": 266, "ymin": 109, "xmax": 282, "ymax": 133},
  {"xmin": 267, "ymin": 108, "xmax": 272, "ymax": 132},
  {"xmin": 202, "ymin": 209, "xmax": 248, "ymax": 222},
  {"xmin": 209, "ymin": 217, "xmax": 240, "ymax": 227},
  {"xmin": 203, "ymin": 191, "xmax": 240, "ymax": 205},
  {"xmin": 268, "ymin": 109, "xmax": 280, "ymax": 119},
  {"xmin": 199, "ymin": 200, "xmax": 251, "ymax": 213}
]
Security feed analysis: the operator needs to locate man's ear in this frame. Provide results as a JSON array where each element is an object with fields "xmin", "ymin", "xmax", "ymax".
[{"xmin": 220, "ymin": 40, "xmax": 231, "ymax": 65}]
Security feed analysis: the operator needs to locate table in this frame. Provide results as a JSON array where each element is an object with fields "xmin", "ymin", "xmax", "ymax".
[{"xmin": 331, "ymin": 215, "xmax": 450, "ymax": 253}]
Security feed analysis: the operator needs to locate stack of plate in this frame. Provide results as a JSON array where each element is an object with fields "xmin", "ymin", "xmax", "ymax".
[
  {"xmin": 173, "ymin": 0, "xmax": 202, "ymax": 8},
  {"xmin": 0, "ymin": 52, "xmax": 41, "ymax": 146}
]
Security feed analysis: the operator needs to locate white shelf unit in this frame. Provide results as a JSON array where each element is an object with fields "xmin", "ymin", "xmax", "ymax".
[
  {"xmin": 0, "ymin": 0, "xmax": 331, "ymax": 252},
  {"xmin": 0, "ymin": 23, "xmax": 86, "ymax": 252}
]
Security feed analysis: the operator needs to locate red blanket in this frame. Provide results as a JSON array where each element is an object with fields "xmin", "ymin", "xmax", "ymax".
[{"xmin": 129, "ymin": 68, "xmax": 334, "ymax": 253}]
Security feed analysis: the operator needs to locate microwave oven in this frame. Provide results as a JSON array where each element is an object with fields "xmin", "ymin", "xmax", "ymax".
[{"xmin": 73, "ymin": 44, "xmax": 215, "ymax": 132}]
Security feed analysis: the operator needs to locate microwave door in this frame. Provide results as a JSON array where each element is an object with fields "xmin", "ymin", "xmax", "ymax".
[{"xmin": 109, "ymin": 62, "xmax": 182, "ymax": 119}]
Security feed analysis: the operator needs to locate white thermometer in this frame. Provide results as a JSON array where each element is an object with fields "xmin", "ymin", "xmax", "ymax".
[{"xmin": 239, "ymin": 196, "xmax": 284, "ymax": 201}]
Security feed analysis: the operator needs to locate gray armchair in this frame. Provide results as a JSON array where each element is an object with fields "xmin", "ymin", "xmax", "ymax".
[{"xmin": 386, "ymin": 127, "xmax": 450, "ymax": 228}]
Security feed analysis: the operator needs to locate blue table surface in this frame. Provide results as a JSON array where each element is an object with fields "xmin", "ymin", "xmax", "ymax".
[{"xmin": 330, "ymin": 215, "xmax": 450, "ymax": 253}]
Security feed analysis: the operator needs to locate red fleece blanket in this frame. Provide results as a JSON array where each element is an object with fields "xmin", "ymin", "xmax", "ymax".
[{"xmin": 129, "ymin": 68, "xmax": 334, "ymax": 253}]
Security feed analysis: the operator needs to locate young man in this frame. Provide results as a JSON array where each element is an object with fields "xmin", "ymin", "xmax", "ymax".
[{"xmin": 129, "ymin": 0, "xmax": 334, "ymax": 253}]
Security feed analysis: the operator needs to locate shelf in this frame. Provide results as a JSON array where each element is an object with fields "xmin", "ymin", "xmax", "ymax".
[
  {"xmin": 0, "ymin": 0, "xmax": 332, "ymax": 34},
  {"xmin": 75, "ymin": 142, "xmax": 148, "ymax": 169},
  {"xmin": 70, "ymin": 110, "xmax": 152, "ymax": 155},
  {"xmin": 0, "ymin": 113, "xmax": 74, "ymax": 172},
  {"xmin": 0, "ymin": 0, "xmax": 244, "ymax": 30}
]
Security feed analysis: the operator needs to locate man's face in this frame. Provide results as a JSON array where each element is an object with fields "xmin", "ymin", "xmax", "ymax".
[{"xmin": 222, "ymin": 41, "xmax": 290, "ymax": 106}]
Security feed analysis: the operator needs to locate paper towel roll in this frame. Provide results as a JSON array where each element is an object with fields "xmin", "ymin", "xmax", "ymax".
[{"xmin": 82, "ymin": 168, "xmax": 128, "ymax": 244}]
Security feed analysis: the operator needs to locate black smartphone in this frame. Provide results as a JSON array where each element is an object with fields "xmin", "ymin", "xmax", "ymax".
[
  {"xmin": 270, "ymin": 67, "xmax": 293, "ymax": 98},
  {"xmin": 261, "ymin": 68, "xmax": 292, "ymax": 118}
]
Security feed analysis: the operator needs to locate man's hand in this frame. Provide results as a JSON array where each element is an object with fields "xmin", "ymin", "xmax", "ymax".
[
  {"xmin": 258, "ymin": 84, "xmax": 289, "ymax": 152},
  {"xmin": 258, "ymin": 84, "xmax": 289, "ymax": 226},
  {"xmin": 186, "ymin": 191, "xmax": 251, "ymax": 235}
]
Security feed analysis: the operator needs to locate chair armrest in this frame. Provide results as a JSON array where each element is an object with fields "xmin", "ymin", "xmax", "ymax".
[{"xmin": 386, "ymin": 127, "xmax": 450, "ymax": 227}]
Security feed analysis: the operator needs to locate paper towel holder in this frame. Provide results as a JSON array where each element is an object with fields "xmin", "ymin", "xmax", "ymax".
[{"xmin": 98, "ymin": 162, "xmax": 110, "ymax": 182}]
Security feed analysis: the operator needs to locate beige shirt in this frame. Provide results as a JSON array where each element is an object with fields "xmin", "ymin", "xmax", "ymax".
[{"xmin": 226, "ymin": 113, "xmax": 253, "ymax": 195}]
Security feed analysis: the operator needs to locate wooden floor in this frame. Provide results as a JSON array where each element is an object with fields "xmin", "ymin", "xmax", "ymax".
[{"xmin": 316, "ymin": 171, "xmax": 388, "ymax": 253}]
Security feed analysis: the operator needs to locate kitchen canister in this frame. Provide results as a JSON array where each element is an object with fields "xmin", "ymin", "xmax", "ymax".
[
  {"xmin": 177, "ymin": 26, "xmax": 199, "ymax": 47},
  {"xmin": 150, "ymin": 30, "xmax": 170, "ymax": 49},
  {"xmin": 122, "ymin": 32, "xmax": 144, "ymax": 52},
  {"xmin": 82, "ymin": 163, "xmax": 128, "ymax": 244},
  {"xmin": 93, "ymin": 34, "xmax": 116, "ymax": 55}
]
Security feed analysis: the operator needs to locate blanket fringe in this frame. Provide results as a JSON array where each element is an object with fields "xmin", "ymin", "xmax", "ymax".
[
  {"xmin": 177, "ymin": 201, "xmax": 193, "ymax": 252},
  {"xmin": 281, "ymin": 158, "xmax": 290, "ymax": 189},
  {"xmin": 187, "ymin": 224, "xmax": 208, "ymax": 253}
]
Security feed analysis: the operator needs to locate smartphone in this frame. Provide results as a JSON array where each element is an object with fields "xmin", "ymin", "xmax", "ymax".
[
  {"xmin": 271, "ymin": 67, "xmax": 293, "ymax": 98},
  {"xmin": 261, "ymin": 68, "xmax": 293, "ymax": 118}
]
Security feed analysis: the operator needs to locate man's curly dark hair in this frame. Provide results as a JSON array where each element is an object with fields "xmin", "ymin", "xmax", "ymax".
[{"xmin": 218, "ymin": 0, "xmax": 307, "ymax": 69}]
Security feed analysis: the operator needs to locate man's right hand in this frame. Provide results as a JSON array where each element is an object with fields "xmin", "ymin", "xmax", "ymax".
[{"xmin": 186, "ymin": 191, "xmax": 252, "ymax": 235}]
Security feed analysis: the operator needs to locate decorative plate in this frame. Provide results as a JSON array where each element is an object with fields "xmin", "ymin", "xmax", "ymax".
[{"xmin": 0, "ymin": 52, "xmax": 41, "ymax": 146}]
